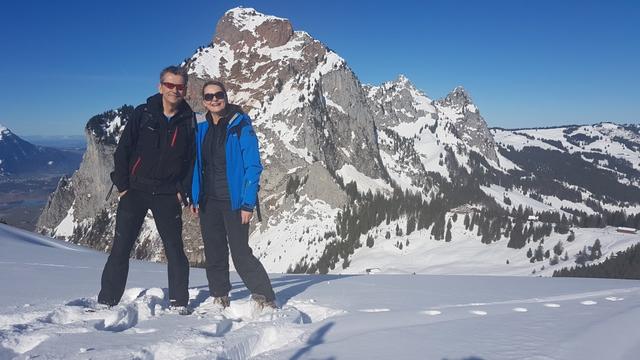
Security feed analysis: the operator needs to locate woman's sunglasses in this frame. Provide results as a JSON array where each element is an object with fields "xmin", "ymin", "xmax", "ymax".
[{"xmin": 204, "ymin": 91, "xmax": 226, "ymax": 101}]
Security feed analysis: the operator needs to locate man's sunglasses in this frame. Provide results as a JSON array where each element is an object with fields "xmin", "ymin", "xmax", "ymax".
[
  {"xmin": 162, "ymin": 82, "xmax": 185, "ymax": 91},
  {"xmin": 204, "ymin": 91, "xmax": 226, "ymax": 101}
]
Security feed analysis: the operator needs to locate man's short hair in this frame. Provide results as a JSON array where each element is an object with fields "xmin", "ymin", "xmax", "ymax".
[{"xmin": 160, "ymin": 66, "xmax": 188, "ymax": 84}]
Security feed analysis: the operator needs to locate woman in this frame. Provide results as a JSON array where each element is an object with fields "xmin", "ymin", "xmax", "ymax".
[{"xmin": 191, "ymin": 80, "xmax": 276, "ymax": 309}]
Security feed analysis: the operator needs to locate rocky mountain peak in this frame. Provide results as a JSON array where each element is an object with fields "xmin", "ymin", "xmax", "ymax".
[
  {"xmin": 444, "ymin": 86, "xmax": 473, "ymax": 108},
  {"xmin": 0, "ymin": 124, "xmax": 10, "ymax": 140},
  {"xmin": 214, "ymin": 7, "xmax": 293, "ymax": 49},
  {"xmin": 394, "ymin": 74, "xmax": 411, "ymax": 86}
]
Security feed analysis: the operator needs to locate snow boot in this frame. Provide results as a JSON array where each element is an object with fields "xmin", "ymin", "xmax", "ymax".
[{"xmin": 251, "ymin": 294, "xmax": 277, "ymax": 310}]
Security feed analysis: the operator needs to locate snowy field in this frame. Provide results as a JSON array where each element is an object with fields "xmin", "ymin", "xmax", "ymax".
[{"xmin": 1, "ymin": 224, "xmax": 640, "ymax": 360}]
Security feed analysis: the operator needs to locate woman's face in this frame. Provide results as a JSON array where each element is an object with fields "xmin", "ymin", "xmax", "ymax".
[{"xmin": 202, "ymin": 84, "xmax": 227, "ymax": 114}]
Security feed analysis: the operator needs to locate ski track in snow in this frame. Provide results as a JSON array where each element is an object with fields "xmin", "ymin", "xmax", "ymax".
[{"xmin": 0, "ymin": 285, "xmax": 636, "ymax": 358}]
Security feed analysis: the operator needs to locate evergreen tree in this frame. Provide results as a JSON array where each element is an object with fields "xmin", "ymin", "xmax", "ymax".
[
  {"xmin": 431, "ymin": 214, "xmax": 446, "ymax": 241},
  {"xmin": 553, "ymin": 242, "xmax": 640, "ymax": 280},
  {"xmin": 590, "ymin": 239, "xmax": 602, "ymax": 260},
  {"xmin": 553, "ymin": 241, "xmax": 564, "ymax": 256},
  {"xmin": 507, "ymin": 221, "xmax": 525, "ymax": 249},
  {"xmin": 534, "ymin": 245, "xmax": 545, "ymax": 262},
  {"xmin": 406, "ymin": 216, "xmax": 416, "ymax": 236}
]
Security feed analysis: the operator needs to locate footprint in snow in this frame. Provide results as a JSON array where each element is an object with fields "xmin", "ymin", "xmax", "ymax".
[
  {"xmin": 421, "ymin": 310, "xmax": 441, "ymax": 316},
  {"xmin": 544, "ymin": 303, "xmax": 561, "ymax": 308},
  {"xmin": 581, "ymin": 300, "xmax": 597, "ymax": 306},
  {"xmin": 469, "ymin": 310, "xmax": 487, "ymax": 316}
]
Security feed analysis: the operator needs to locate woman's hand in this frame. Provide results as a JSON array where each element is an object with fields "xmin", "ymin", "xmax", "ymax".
[{"xmin": 240, "ymin": 210, "xmax": 253, "ymax": 224}]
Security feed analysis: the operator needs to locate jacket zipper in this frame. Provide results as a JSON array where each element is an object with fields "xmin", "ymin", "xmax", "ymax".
[
  {"xmin": 171, "ymin": 127, "xmax": 179, "ymax": 147},
  {"xmin": 131, "ymin": 156, "xmax": 142, "ymax": 175}
]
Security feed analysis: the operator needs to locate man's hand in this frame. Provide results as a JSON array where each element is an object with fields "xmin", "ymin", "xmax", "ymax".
[
  {"xmin": 240, "ymin": 210, "xmax": 253, "ymax": 224},
  {"xmin": 119, "ymin": 190, "xmax": 128, "ymax": 198}
]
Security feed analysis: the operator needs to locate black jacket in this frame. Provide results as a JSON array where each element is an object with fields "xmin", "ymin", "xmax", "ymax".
[{"xmin": 110, "ymin": 93, "xmax": 195, "ymax": 198}]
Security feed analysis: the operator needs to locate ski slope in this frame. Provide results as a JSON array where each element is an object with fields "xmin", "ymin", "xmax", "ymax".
[{"xmin": 1, "ymin": 224, "xmax": 640, "ymax": 359}]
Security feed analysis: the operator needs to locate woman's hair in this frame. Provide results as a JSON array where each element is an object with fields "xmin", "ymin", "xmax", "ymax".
[{"xmin": 202, "ymin": 80, "xmax": 227, "ymax": 97}]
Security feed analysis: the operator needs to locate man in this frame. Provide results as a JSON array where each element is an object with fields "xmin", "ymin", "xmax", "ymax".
[{"xmin": 98, "ymin": 66, "xmax": 194, "ymax": 314}]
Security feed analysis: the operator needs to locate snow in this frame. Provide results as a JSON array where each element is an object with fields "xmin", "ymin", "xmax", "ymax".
[
  {"xmin": 495, "ymin": 150, "xmax": 521, "ymax": 170},
  {"xmin": 53, "ymin": 203, "xmax": 76, "ymax": 238},
  {"xmin": 2, "ymin": 223, "xmax": 640, "ymax": 359},
  {"xmin": 466, "ymin": 104, "xmax": 478, "ymax": 113},
  {"xmin": 251, "ymin": 196, "xmax": 339, "ymax": 273},
  {"xmin": 336, "ymin": 164, "xmax": 393, "ymax": 195},
  {"xmin": 492, "ymin": 124, "xmax": 640, "ymax": 172},
  {"xmin": 480, "ymin": 184, "xmax": 559, "ymax": 213},
  {"xmin": 226, "ymin": 7, "xmax": 284, "ymax": 33},
  {"xmin": 342, "ymin": 216, "xmax": 639, "ymax": 277},
  {"xmin": 323, "ymin": 93, "xmax": 346, "ymax": 114},
  {"xmin": 188, "ymin": 41, "xmax": 234, "ymax": 79},
  {"xmin": 105, "ymin": 115, "xmax": 124, "ymax": 143},
  {"xmin": 256, "ymin": 32, "xmax": 306, "ymax": 62},
  {"xmin": 379, "ymin": 150, "xmax": 424, "ymax": 196},
  {"xmin": 0, "ymin": 124, "xmax": 7, "ymax": 141}
]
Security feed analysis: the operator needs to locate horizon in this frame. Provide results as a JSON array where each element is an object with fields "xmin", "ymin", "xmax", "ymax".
[{"xmin": 1, "ymin": 0, "xmax": 638, "ymax": 136}]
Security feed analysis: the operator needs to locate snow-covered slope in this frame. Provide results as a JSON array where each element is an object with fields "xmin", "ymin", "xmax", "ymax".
[{"xmin": 2, "ymin": 224, "xmax": 640, "ymax": 360}]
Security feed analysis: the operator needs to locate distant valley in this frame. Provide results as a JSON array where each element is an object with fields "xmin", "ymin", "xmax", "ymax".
[{"xmin": 0, "ymin": 128, "xmax": 83, "ymax": 230}]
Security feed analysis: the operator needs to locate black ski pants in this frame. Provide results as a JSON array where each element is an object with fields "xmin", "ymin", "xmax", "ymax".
[
  {"xmin": 98, "ymin": 189, "xmax": 190, "ymax": 306},
  {"xmin": 199, "ymin": 199, "xmax": 275, "ymax": 301}
]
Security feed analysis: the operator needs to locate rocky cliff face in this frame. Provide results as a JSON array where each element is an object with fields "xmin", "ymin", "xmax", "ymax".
[
  {"xmin": 436, "ymin": 86, "xmax": 498, "ymax": 163},
  {"xmin": 37, "ymin": 108, "xmax": 207, "ymax": 264}
]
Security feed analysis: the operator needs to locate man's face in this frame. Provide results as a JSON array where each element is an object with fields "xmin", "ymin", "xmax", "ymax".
[{"xmin": 159, "ymin": 73, "xmax": 186, "ymax": 106}]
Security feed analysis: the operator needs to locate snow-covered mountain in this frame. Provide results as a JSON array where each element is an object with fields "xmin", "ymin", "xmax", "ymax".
[
  {"xmin": 2, "ymin": 223, "xmax": 640, "ymax": 359},
  {"xmin": 0, "ymin": 124, "xmax": 81, "ymax": 176},
  {"xmin": 36, "ymin": 7, "xmax": 640, "ymax": 278}
]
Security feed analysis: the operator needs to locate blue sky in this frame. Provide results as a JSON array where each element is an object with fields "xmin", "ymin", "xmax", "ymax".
[{"xmin": 1, "ymin": 0, "xmax": 638, "ymax": 135}]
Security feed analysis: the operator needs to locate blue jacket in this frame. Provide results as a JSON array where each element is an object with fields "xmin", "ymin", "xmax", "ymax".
[{"xmin": 191, "ymin": 109, "xmax": 262, "ymax": 211}]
